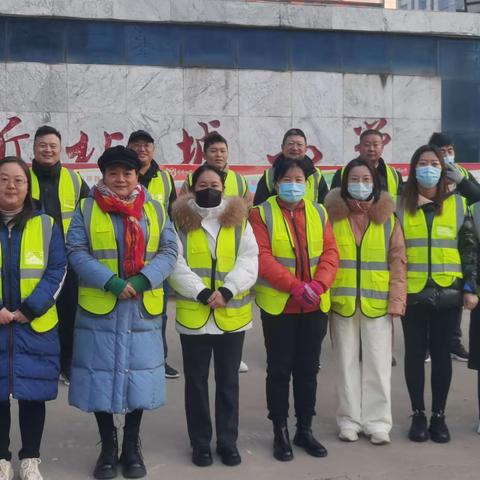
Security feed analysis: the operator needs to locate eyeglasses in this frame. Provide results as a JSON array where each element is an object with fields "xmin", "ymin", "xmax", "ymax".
[{"xmin": 0, "ymin": 177, "xmax": 27, "ymax": 187}]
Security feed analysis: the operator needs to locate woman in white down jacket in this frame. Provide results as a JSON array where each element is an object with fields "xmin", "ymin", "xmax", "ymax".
[{"xmin": 168, "ymin": 163, "xmax": 258, "ymax": 468}]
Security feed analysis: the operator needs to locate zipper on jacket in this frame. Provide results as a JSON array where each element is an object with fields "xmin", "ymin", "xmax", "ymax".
[
  {"xmin": 290, "ymin": 210, "xmax": 306, "ymax": 281},
  {"xmin": 427, "ymin": 214, "xmax": 432, "ymax": 279},
  {"xmin": 6, "ymin": 228, "xmax": 14, "ymax": 396},
  {"xmin": 355, "ymin": 224, "xmax": 370, "ymax": 310}
]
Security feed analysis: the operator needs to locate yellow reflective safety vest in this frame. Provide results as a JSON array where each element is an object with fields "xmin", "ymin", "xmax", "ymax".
[
  {"xmin": 78, "ymin": 197, "xmax": 166, "ymax": 315},
  {"xmin": 340, "ymin": 163, "xmax": 400, "ymax": 201},
  {"xmin": 331, "ymin": 214, "xmax": 394, "ymax": 318},
  {"xmin": 254, "ymin": 196, "xmax": 331, "ymax": 314},
  {"xmin": 397, "ymin": 194, "xmax": 466, "ymax": 294},
  {"xmin": 30, "ymin": 167, "xmax": 82, "ymax": 235},
  {"xmin": 455, "ymin": 164, "xmax": 469, "ymax": 179},
  {"xmin": 147, "ymin": 169, "xmax": 173, "ymax": 210},
  {"xmin": 175, "ymin": 221, "xmax": 251, "ymax": 331},
  {"xmin": 188, "ymin": 169, "xmax": 248, "ymax": 197},
  {"xmin": 0, "ymin": 214, "xmax": 59, "ymax": 332},
  {"xmin": 265, "ymin": 167, "xmax": 323, "ymax": 203}
]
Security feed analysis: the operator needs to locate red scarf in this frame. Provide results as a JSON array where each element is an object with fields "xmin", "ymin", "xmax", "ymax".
[{"xmin": 94, "ymin": 182, "xmax": 146, "ymax": 277}]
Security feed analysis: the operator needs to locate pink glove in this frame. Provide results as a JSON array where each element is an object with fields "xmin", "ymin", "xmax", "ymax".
[
  {"xmin": 291, "ymin": 282, "xmax": 319, "ymax": 309},
  {"xmin": 308, "ymin": 280, "xmax": 324, "ymax": 297}
]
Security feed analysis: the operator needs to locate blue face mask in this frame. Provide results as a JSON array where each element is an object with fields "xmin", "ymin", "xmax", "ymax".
[
  {"xmin": 347, "ymin": 182, "xmax": 373, "ymax": 201},
  {"xmin": 415, "ymin": 166, "xmax": 441, "ymax": 188},
  {"xmin": 278, "ymin": 182, "xmax": 306, "ymax": 203},
  {"xmin": 444, "ymin": 154, "xmax": 455, "ymax": 164}
]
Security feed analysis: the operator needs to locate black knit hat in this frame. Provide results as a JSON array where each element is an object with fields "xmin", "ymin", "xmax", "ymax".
[{"xmin": 97, "ymin": 146, "xmax": 141, "ymax": 173}]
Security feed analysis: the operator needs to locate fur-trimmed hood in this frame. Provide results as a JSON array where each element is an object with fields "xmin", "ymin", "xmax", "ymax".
[
  {"xmin": 324, "ymin": 187, "xmax": 395, "ymax": 225},
  {"xmin": 171, "ymin": 194, "xmax": 248, "ymax": 232}
]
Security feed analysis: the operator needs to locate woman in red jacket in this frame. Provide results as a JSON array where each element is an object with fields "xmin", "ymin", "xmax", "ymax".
[{"xmin": 250, "ymin": 157, "xmax": 339, "ymax": 462}]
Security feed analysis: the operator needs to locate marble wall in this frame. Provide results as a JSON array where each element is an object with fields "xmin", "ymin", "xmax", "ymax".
[{"xmin": 0, "ymin": 62, "xmax": 441, "ymax": 166}]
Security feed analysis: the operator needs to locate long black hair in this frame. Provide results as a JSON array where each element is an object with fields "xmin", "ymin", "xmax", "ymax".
[{"xmin": 0, "ymin": 156, "xmax": 36, "ymax": 228}]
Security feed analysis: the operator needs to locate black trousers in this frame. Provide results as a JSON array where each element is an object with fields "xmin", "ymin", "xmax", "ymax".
[
  {"xmin": 402, "ymin": 303, "xmax": 459, "ymax": 413},
  {"xmin": 180, "ymin": 332, "xmax": 244, "ymax": 449},
  {"xmin": 94, "ymin": 410, "xmax": 143, "ymax": 439},
  {"xmin": 161, "ymin": 282, "xmax": 169, "ymax": 359},
  {"xmin": 0, "ymin": 400, "xmax": 45, "ymax": 461},
  {"xmin": 57, "ymin": 268, "xmax": 79, "ymax": 372},
  {"xmin": 261, "ymin": 310, "xmax": 328, "ymax": 422}
]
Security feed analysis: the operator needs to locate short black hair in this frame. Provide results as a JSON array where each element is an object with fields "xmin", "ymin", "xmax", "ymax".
[
  {"xmin": 340, "ymin": 158, "xmax": 381, "ymax": 203},
  {"xmin": 34, "ymin": 125, "xmax": 61, "ymax": 142},
  {"xmin": 429, "ymin": 132, "xmax": 454, "ymax": 148},
  {"xmin": 190, "ymin": 163, "xmax": 226, "ymax": 189},
  {"xmin": 359, "ymin": 129, "xmax": 383, "ymax": 142},
  {"xmin": 203, "ymin": 133, "xmax": 228, "ymax": 154},
  {"xmin": 273, "ymin": 157, "xmax": 309, "ymax": 183},
  {"xmin": 282, "ymin": 128, "xmax": 307, "ymax": 146}
]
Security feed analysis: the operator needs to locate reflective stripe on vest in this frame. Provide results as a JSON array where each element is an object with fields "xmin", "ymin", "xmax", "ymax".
[
  {"xmin": 30, "ymin": 167, "xmax": 82, "ymax": 234},
  {"xmin": 254, "ymin": 196, "xmax": 331, "ymax": 314},
  {"xmin": 188, "ymin": 169, "xmax": 248, "ymax": 197},
  {"xmin": 456, "ymin": 165, "xmax": 469, "ymax": 179},
  {"xmin": 265, "ymin": 167, "xmax": 323, "ymax": 202},
  {"xmin": 341, "ymin": 164, "xmax": 399, "ymax": 201},
  {"xmin": 78, "ymin": 197, "xmax": 165, "ymax": 316},
  {"xmin": 148, "ymin": 170, "xmax": 173, "ymax": 209},
  {"xmin": 0, "ymin": 215, "xmax": 59, "ymax": 332},
  {"xmin": 397, "ymin": 194, "xmax": 465, "ymax": 293},
  {"xmin": 331, "ymin": 215, "xmax": 394, "ymax": 318},
  {"xmin": 175, "ymin": 221, "xmax": 252, "ymax": 331}
]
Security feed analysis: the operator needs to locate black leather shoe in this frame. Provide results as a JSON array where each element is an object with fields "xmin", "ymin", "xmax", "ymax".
[
  {"xmin": 293, "ymin": 428, "xmax": 328, "ymax": 458},
  {"xmin": 192, "ymin": 447, "xmax": 213, "ymax": 467},
  {"xmin": 429, "ymin": 413, "xmax": 450, "ymax": 443},
  {"xmin": 273, "ymin": 423, "xmax": 294, "ymax": 462},
  {"xmin": 93, "ymin": 429, "xmax": 118, "ymax": 479},
  {"xmin": 216, "ymin": 445, "xmax": 241, "ymax": 466},
  {"xmin": 408, "ymin": 411, "xmax": 429, "ymax": 442},
  {"xmin": 120, "ymin": 433, "xmax": 146, "ymax": 478}
]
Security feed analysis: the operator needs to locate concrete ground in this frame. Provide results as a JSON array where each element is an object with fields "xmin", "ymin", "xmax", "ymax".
[{"xmin": 7, "ymin": 303, "xmax": 480, "ymax": 479}]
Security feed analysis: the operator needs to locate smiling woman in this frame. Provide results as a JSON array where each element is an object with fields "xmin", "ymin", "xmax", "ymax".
[
  {"xmin": 0, "ymin": 156, "xmax": 67, "ymax": 480},
  {"xmin": 66, "ymin": 146, "xmax": 178, "ymax": 479}
]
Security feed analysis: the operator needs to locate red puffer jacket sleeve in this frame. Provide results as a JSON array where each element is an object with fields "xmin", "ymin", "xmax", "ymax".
[
  {"xmin": 312, "ymin": 219, "xmax": 339, "ymax": 292},
  {"xmin": 249, "ymin": 207, "xmax": 302, "ymax": 293}
]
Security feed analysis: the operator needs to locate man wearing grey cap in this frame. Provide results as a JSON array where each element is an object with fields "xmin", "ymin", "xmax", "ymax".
[{"xmin": 127, "ymin": 130, "xmax": 179, "ymax": 379}]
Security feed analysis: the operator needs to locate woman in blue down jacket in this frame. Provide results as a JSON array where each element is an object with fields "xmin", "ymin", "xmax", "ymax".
[
  {"xmin": 66, "ymin": 146, "xmax": 177, "ymax": 480},
  {"xmin": 0, "ymin": 156, "xmax": 66, "ymax": 480}
]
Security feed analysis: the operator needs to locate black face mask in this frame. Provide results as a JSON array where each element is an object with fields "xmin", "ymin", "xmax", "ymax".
[{"xmin": 195, "ymin": 188, "xmax": 222, "ymax": 208}]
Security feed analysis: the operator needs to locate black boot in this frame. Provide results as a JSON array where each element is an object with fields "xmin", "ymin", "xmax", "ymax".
[
  {"xmin": 408, "ymin": 410, "xmax": 429, "ymax": 442},
  {"xmin": 93, "ymin": 428, "xmax": 118, "ymax": 479},
  {"xmin": 120, "ymin": 427, "xmax": 147, "ymax": 478},
  {"xmin": 293, "ymin": 417, "xmax": 328, "ymax": 458},
  {"xmin": 429, "ymin": 412, "xmax": 450, "ymax": 443},
  {"xmin": 273, "ymin": 421, "xmax": 294, "ymax": 462}
]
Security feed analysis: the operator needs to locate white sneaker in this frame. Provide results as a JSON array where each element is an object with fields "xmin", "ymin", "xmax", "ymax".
[
  {"xmin": 425, "ymin": 354, "xmax": 431, "ymax": 363},
  {"xmin": 19, "ymin": 458, "xmax": 43, "ymax": 480},
  {"xmin": 338, "ymin": 429, "xmax": 359, "ymax": 442},
  {"xmin": 239, "ymin": 361, "xmax": 248, "ymax": 373},
  {"xmin": 370, "ymin": 432, "xmax": 390, "ymax": 445},
  {"xmin": 0, "ymin": 460, "xmax": 13, "ymax": 480}
]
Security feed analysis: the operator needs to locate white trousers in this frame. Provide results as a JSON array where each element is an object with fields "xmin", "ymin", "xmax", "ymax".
[{"xmin": 330, "ymin": 310, "xmax": 392, "ymax": 435}]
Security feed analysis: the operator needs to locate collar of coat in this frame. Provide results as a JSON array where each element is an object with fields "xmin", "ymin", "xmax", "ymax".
[
  {"xmin": 171, "ymin": 194, "xmax": 248, "ymax": 232},
  {"xmin": 324, "ymin": 187, "xmax": 395, "ymax": 225}
]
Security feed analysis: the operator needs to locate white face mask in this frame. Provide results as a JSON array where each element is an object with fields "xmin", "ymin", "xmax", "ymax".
[
  {"xmin": 444, "ymin": 154, "xmax": 455, "ymax": 164},
  {"xmin": 347, "ymin": 182, "xmax": 373, "ymax": 201}
]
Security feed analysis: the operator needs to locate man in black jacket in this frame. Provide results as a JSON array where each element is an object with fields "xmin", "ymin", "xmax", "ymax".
[
  {"xmin": 429, "ymin": 132, "xmax": 480, "ymax": 362},
  {"xmin": 127, "ymin": 129, "xmax": 179, "ymax": 379},
  {"xmin": 30, "ymin": 125, "xmax": 90, "ymax": 384},
  {"xmin": 330, "ymin": 129, "xmax": 403, "ymax": 198},
  {"xmin": 254, "ymin": 128, "xmax": 329, "ymax": 206}
]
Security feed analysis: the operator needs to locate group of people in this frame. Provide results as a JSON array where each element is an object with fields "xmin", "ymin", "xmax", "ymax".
[{"xmin": 0, "ymin": 124, "xmax": 480, "ymax": 480}]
